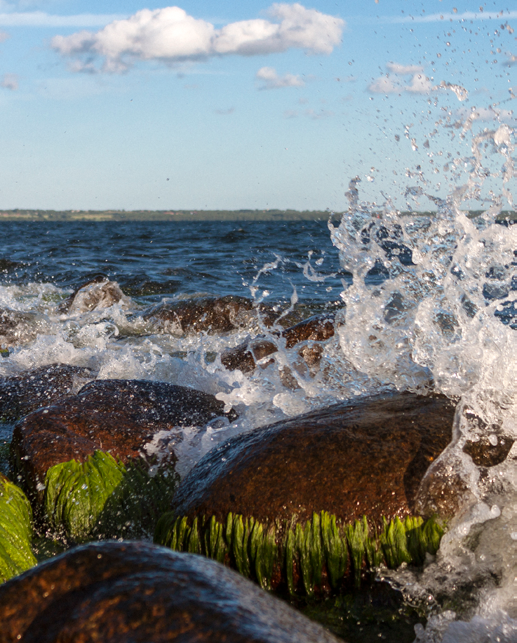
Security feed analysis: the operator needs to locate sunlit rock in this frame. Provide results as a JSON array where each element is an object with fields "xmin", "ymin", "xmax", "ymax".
[
  {"xmin": 0, "ymin": 541, "xmax": 342, "ymax": 643},
  {"xmin": 11, "ymin": 379, "xmax": 237, "ymax": 541},
  {"xmin": 221, "ymin": 312, "xmax": 335, "ymax": 373},
  {"xmin": 143, "ymin": 295, "xmax": 278, "ymax": 335},
  {"xmin": 0, "ymin": 363, "xmax": 93, "ymax": 422},
  {"xmin": 157, "ymin": 391, "xmax": 456, "ymax": 593}
]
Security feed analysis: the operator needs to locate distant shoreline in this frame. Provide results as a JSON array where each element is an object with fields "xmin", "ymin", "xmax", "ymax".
[{"xmin": 0, "ymin": 209, "xmax": 514, "ymax": 222}]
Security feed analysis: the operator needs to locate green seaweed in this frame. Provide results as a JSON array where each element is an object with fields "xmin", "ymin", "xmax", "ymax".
[
  {"xmin": 155, "ymin": 510, "xmax": 445, "ymax": 596},
  {"xmin": 0, "ymin": 476, "xmax": 37, "ymax": 583},
  {"xmin": 44, "ymin": 451, "xmax": 178, "ymax": 542}
]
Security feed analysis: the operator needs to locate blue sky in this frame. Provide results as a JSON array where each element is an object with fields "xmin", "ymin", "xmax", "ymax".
[{"xmin": 0, "ymin": 0, "xmax": 515, "ymax": 211}]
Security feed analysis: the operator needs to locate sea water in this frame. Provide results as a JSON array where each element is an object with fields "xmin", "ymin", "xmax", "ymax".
[{"xmin": 0, "ymin": 128, "xmax": 516, "ymax": 641}]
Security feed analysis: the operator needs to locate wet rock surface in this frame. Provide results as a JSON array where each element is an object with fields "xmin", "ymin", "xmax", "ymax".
[
  {"xmin": 11, "ymin": 378, "xmax": 237, "ymax": 497},
  {"xmin": 143, "ymin": 295, "xmax": 278, "ymax": 335},
  {"xmin": 0, "ymin": 308, "xmax": 49, "ymax": 348},
  {"xmin": 0, "ymin": 363, "xmax": 93, "ymax": 422},
  {"xmin": 463, "ymin": 435, "xmax": 515, "ymax": 467},
  {"xmin": 221, "ymin": 312, "xmax": 336, "ymax": 373},
  {"xmin": 58, "ymin": 275, "xmax": 127, "ymax": 314},
  {"xmin": 0, "ymin": 541, "xmax": 342, "ymax": 643},
  {"xmin": 172, "ymin": 391, "xmax": 456, "ymax": 529}
]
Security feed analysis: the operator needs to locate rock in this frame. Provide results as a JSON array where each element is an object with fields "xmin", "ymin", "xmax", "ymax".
[
  {"xmin": 155, "ymin": 392, "xmax": 454, "ymax": 594},
  {"xmin": 0, "ymin": 363, "xmax": 93, "ymax": 422},
  {"xmin": 0, "ymin": 474, "xmax": 36, "ymax": 583},
  {"xmin": 171, "ymin": 391, "xmax": 455, "ymax": 529},
  {"xmin": 221, "ymin": 312, "xmax": 335, "ymax": 373},
  {"xmin": 0, "ymin": 541, "xmax": 342, "ymax": 643},
  {"xmin": 143, "ymin": 295, "xmax": 277, "ymax": 335},
  {"xmin": 58, "ymin": 275, "xmax": 127, "ymax": 314},
  {"xmin": 0, "ymin": 309, "xmax": 49, "ymax": 348},
  {"xmin": 11, "ymin": 379, "xmax": 237, "ymax": 541}
]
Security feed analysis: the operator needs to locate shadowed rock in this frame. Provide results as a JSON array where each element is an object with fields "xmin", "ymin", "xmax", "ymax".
[
  {"xmin": 11, "ymin": 379, "xmax": 237, "ymax": 499},
  {"xmin": 0, "ymin": 363, "xmax": 93, "ymax": 422},
  {"xmin": 0, "ymin": 309, "xmax": 49, "ymax": 348},
  {"xmin": 221, "ymin": 313, "xmax": 335, "ymax": 373},
  {"xmin": 58, "ymin": 275, "xmax": 127, "ymax": 314},
  {"xmin": 143, "ymin": 295, "xmax": 278, "ymax": 335},
  {"xmin": 171, "ymin": 391, "xmax": 456, "ymax": 530},
  {"xmin": 0, "ymin": 541, "xmax": 341, "ymax": 643}
]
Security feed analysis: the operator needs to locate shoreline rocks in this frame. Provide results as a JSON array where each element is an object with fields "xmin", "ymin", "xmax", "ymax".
[{"xmin": 0, "ymin": 541, "xmax": 342, "ymax": 643}]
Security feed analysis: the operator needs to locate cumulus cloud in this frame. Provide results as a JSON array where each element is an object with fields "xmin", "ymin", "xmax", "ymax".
[
  {"xmin": 51, "ymin": 3, "xmax": 345, "ymax": 73},
  {"xmin": 256, "ymin": 66, "xmax": 304, "ymax": 89},
  {"xmin": 0, "ymin": 72, "xmax": 18, "ymax": 89},
  {"xmin": 457, "ymin": 106, "xmax": 515, "ymax": 125},
  {"xmin": 369, "ymin": 62, "xmax": 432, "ymax": 95}
]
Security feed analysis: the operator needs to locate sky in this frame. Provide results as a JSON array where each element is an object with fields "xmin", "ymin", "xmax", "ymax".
[{"xmin": 0, "ymin": 0, "xmax": 515, "ymax": 211}]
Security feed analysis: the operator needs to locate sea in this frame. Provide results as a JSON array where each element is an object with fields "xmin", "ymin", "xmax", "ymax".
[{"xmin": 0, "ymin": 130, "xmax": 516, "ymax": 642}]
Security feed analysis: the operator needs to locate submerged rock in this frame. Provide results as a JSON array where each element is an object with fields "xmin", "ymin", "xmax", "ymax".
[
  {"xmin": 0, "ymin": 308, "xmax": 49, "ymax": 348},
  {"xmin": 221, "ymin": 312, "xmax": 335, "ymax": 373},
  {"xmin": 58, "ymin": 275, "xmax": 128, "ymax": 314},
  {"xmin": 0, "ymin": 474, "xmax": 36, "ymax": 583},
  {"xmin": 0, "ymin": 541, "xmax": 342, "ymax": 643},
  {"xmin": 171, "ymin": 391, "xmax": 455, "ymax": 528},
  {"xmin": 11, "ymin": 379, "xmax": 237, "ymax": 541},
  {"xmin": 143, "ymin": 295, "xmax": 277, "ymax": 335},
  {"xmin": 0, "ymin": 363, "xmax": 93, "ymax": 422}
]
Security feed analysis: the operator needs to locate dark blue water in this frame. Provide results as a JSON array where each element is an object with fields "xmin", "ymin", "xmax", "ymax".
[{"xmin": 0, "ymin": 220, "xmax": 348, "ymax": 306}]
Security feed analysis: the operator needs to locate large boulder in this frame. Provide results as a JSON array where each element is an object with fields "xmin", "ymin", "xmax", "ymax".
[
  {"xmin": 156, "ymin": 392, "xmax": 456, "ymax": 594},
  {"xmin": 143, "ymin": 295, "xmax": 278, "ymax": 335},
  {"xmin": 0, "ymin": 363, "xmax": 93, "ymax": 422},
  {"xmin": 11, "ymin": 379, "xmax": 237, "ymax": 541},
  {"xmin": 0, "ymin": 541, "xmax": 342, "ymax": 643}
]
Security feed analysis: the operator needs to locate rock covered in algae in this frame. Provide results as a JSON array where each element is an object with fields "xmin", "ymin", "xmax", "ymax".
[
  {"xmin": 11, "ymin": 378, "xmax": 237, "ymax": 499},
  {"xmin": 0, "ymin": 363, "xmax": 93, "ymax": 423},
  {"xmin": 171, "ymin": 391, "xmax": 456, "ymax": 529},
  {"xmin": 0, "ymin": 473, "xmax": 36, "ymax": 583},
  {"xmin": 155, "ymin": 510, "xmax": 444, "ymax": 595},
  {"xmin": 0, "ymin": 541, "xmax": 342, "ymax": 643}
]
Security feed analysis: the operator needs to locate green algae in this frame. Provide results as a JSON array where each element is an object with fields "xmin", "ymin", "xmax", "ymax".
[
  {"xmin": 0, "ymin": 476, "xmax": 37, "ymax": 583},
  {"xmin": 155, "ymin": 510, "xmax": 444, "ymax": 596},
  {"xmin": 44, "ymin": 450, "xmax": 179, "ymax": 543}
]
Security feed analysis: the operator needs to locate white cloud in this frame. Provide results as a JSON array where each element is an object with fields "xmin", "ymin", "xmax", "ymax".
[
  {"xmin": 369, "ymin": 70, "xmax": 432, "ymax": 95},
  {"xmin": 0, "ymin": 72, "xmax": 17, "ymax": 89},
  {"xmin": 385, "ymin": 62, "xmax": 423, "ymax": 75},
  {"xmin": 51, "ymin": 3, "xmax": 345, "ymax": 73},
  {"xmin": 0, "ymin": 12, "xmax": 125, "ymax": 27},
  {"xmin": 389, "ymin": 10, "xmax": 517, "ymax": 24},
  {"xmin": 256, "ymin": 66, "xmax": 304, "ymax": 89},
  {"xmin": 457, "ymin": 106, "xmax": 515, "ymax": 125}
]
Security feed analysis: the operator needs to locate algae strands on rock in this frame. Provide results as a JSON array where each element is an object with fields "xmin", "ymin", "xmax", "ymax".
[
  {"xmin": 44, "ymin": 450, "xmax": 179, "ymax": 542},
  {"xmin": 0, "ymin": 474, "xmax": 36, "ymax": 583},
  {"xmin": 0, "ymin": 541, "xmax": 342, "ymax": 643},
  {"xmin": 155, "ymin": 510, "xmax": 443, "ymax": 595}
]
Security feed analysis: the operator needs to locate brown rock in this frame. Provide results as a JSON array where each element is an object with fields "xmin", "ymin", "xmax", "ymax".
[
  {"xmin": 221, "ymin": 312, "xmax": 335, "ymax": 373},
  {"xmin": 143, "ymin": 295, "xmax": 277, "ymax": 335},
  {"xmin": 11, "ymin": 379, "xmax": 237, "ymax": 498},
  {"xmin": 0, "ymin": 363, "xmax": 93, "ymax": 422},
  {"xmin": 58, "ymin": 275, "xmax": 127, "ymax": 314},
  {"xmin": 463, "ymin": 436, "xmax": 515, "ymax": 467},
  {"xmin": 0, "ymin": 541, "xmax": 341, "ymax": 643},
  {"xmin": 171, "ymin": 391, "xmax": 456, "ymax": 530}
]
